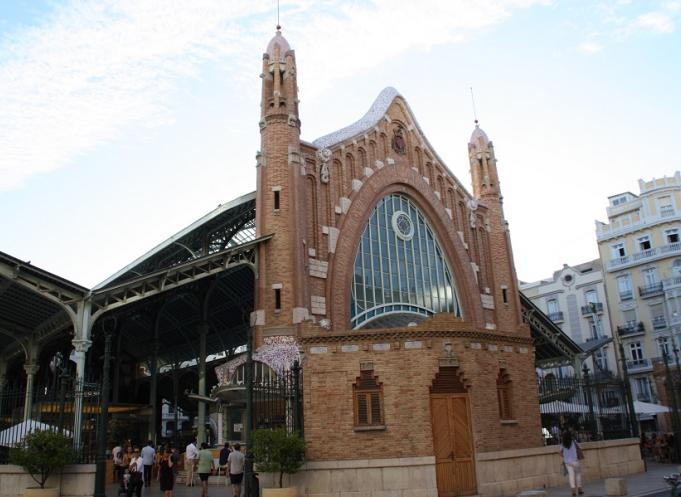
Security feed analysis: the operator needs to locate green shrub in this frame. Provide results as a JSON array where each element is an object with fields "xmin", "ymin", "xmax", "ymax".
[
  {"xmin": 251, "ymin": 428, "xmax": 305, "ymax": 488},
  {"xmin": 10, "ymin": 430, "xmax": 76, "ymax": 489}
]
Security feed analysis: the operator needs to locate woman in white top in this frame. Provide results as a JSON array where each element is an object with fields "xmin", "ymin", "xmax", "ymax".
[{"xmin": 560, "ymin": 431, "xmax": 583, "ymax": 496}]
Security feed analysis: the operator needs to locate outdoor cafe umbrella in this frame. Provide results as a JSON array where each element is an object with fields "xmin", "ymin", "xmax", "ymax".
[{"xmin": 0, "ymin": 420, "xmax": 71, "ymax": 447}]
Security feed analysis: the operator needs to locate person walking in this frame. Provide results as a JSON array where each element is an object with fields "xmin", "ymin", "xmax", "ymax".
[
  {"xmin": 227, "ymin": 443, "xmax": 245, "ymax": 497},
  {"xmin": 197, "ymin": 442, "xmax": 215, "ymax": 497},
  {"xmin": 112, "ymin": 443, "xmax": 124, "ymax": 482},
  {"xmin": 127, "ymin": 448, "xmax": 144, "ymax": 497},
  {"xmin": 141, "ymin": 440, "xmax": 156, "ymax": 487},
  {"xmin": 185, "ymin": 438, "xmax": 198, "ymax": 487},
  {"xmin": 157, "ymin": 447, "xmax": 175, "ymax": 497},
  {"xmin": 218, "ymin": 442, "xmax": 231, "ymax": 486},
  {"xmin": 559, "ymin": 431, "xmax": 583, "ymax": 496}
]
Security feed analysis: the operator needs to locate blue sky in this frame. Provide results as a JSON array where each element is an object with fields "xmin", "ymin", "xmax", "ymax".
[{"xmin": 1, "ymin": 0, "xmax": 680, "ymax": 287}]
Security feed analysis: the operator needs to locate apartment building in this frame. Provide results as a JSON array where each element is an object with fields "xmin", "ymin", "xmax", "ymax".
[
  {"xmin": 521, "ymin": 260, "xmax": 616, "ymax": 376},
  {"xmin": 596, "ymin": 172, "xmax": 681, "ymax": 403}
]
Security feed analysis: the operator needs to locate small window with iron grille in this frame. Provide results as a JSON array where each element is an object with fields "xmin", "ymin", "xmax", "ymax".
[
  {"xmin": 497, "ymin": 369, "xmax": 514, "ymax": 421},
  {"xmin": 353, "ymin": 366, "xmax": 385, "ymax": 430}
]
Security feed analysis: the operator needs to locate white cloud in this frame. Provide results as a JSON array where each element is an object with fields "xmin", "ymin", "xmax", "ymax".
[
  {"xmin": 579, "ymin": 41, "xmax": 604, "ymax": 53},
  {"xmin": 632, "ymin": 11, "xmax": 675, "ymax": 32},
  {"xmin": 0, "ymin": 0, "xmax": 549, "ymax": 191}
]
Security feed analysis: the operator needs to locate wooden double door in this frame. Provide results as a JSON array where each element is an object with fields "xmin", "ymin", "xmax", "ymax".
[{"xmin": 430, "ymin": 393, "xmax": 477, "ymax": 497}]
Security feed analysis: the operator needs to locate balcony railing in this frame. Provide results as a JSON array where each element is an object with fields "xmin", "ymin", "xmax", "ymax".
[
  {"xmin": 664, "ymin": 276, "xmax": 681, "ymax": 290},
  {"xmin": 608, "ymin": 241, "xmax": 681, "ymax": 270},
  {"xmin": 547, "ymin": 311, "xmax": 564, "ymax": 322},
  {"xmin": 652, "ymin": 316, "xmax": 667, "ymax": 330},
  {"xmin": 617, "ymin": 321, "xmax": 645, "ymax": 337},
  {"xmin": 661, "ymin": 207, "xmax": 676, "ymax": 218},
  {"xmin": 619, "ymin": 290, "xmax": 633, "ymax": 301},
  {"xmin": 626, "ymin": 358, "xmax": 653, "ymax": 372},
  {"xmin": 639, "ymin": 282, "xmax": 664, "ymax": 298},
  {"xmin": 581, "ymin": 302, "xmax": 604, "ymax": 315}
]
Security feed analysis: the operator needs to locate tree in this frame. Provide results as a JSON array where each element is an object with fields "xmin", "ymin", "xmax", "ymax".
[
  {"xmin": 251, "ymin": 428, "xmax": 305, "ymax": 488},
  {"xmin": 10, "ymin": 430, "xmax": 76, "ymax": 489}
]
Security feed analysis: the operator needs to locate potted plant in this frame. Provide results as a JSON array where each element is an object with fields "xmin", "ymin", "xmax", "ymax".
[
  {"xmin": 251, "ymin": 427, "xmax": 305, "ymax": 497},
  {"xmin": 10, "ymin": 430, "xmax": 76, "ymax": 497}
]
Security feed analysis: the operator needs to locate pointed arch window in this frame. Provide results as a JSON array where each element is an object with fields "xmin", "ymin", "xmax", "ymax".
[{"xmin": 351, "ymin": 193, "xmax": 461, "ymax": 329}]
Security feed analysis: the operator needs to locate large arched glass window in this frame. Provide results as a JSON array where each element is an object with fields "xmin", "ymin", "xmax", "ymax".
[{"xmin": 351, "ymin": 193, "xmax": 461, "ymax": 329}]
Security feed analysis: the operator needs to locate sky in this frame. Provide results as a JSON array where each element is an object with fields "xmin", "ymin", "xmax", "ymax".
[{"xmin": 1, "ymin": 0, "xmax": 680, "ymax": 288}]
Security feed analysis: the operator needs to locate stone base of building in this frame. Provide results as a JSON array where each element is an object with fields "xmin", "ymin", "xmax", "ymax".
[
  {"xmin": 476, "ymin": 438, "xmax": 644, "ymax": 497},
  {"xmin": 258, "ymin": 456, "xmax": 438, "ymax": 497},
  {"xmin": 257, "ymin": 439, "xmax": 643, "ymax": 497},
  {"xmin": 0, "ymin": 464, "xmax": 95, "ymax": 497}
]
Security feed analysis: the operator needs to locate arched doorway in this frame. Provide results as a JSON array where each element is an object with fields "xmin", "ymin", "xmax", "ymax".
[{"xmin": 430, "ymin": 365, "xmax": 476, "ymax": 496}]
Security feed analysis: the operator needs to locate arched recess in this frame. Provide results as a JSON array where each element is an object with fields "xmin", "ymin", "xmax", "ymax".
[
  {"xmin": 349, "ymin": 193, "xmax": 461, "ymax": 329},
  {"xmin": 328, "ymin": 163, "xmax": 484, "ymax": 331}
]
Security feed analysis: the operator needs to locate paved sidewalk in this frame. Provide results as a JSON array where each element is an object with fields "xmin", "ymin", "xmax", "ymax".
[{"xmin": 546, "ymin": 462, "xmax": 677, "ymax": 497}]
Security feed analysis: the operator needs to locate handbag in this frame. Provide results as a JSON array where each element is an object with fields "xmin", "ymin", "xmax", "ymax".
[{"xmin": 576, "ymin": 443, "xmax": 585, "ymax": 460}]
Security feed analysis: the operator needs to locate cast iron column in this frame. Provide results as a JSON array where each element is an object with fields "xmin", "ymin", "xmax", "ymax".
[
  {"xmin": 197, "ymin": 322, "xmax": 209, "ymax": 445},
  {"xmin": 94, "ymin": 327, "xmax": 113, "ymax": 497}
]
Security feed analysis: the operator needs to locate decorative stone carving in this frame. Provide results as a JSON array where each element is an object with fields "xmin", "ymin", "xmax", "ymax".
[
  {"xmin": 319, "ymin": 318, "xmax": 332, "ymax": 330},
  {"xmin": 391, "ymin": 126, "xmax": 407, "ymax": 155},
  {"xmin": 316, "ymin": 148, "xmax": 331, "ymax": 184},
  {"xmin": 439, "ymin": 342, "xmax": 459, "ymax": 367}
]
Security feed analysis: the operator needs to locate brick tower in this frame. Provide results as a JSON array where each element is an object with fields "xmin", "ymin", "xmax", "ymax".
[
  {"xmin": 253, "ymin": 28, "xmax": 308, "ymax": 344},
  {"xmin": 468, "ymin": 122, "xmax": 525, "ymax": 333}
]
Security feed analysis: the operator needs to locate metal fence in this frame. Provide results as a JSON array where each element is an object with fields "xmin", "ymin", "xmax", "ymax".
[
  {"xmin": 0, "ymin": 378, "xmax": 101, "ymax": 464},
  {"xmin": 539, "ymin": 373, "xmax": 634, "ymax": 443},
  {"xmin": 252, "ymin": 362, "xmax": 303, "ymax": 435}
]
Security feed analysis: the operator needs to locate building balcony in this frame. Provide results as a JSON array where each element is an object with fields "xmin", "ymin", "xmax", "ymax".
[
  {"xmin": 639, "ymin": 282, "xmax": 664, "ymax": 298},
  {"xmin": 581, "ymin": 303, "xmax": 604, "ymax": 315},
  {"xmin": 607, "ymin": 241, "xmax": 681, "ymax": 271},
  {"xmin": 626, "ymin": 358, "xmax": 653, "ymax": 373},
  {"xmin": 663, "ymin": 276, "xmax": 681, "ymax": 291},
  {"xmin": 619, "ymin": 290, "xmax": 634, "ymax": 301},
  {"xmin": 547, "ymin": 311, "xmax": 564, "ymax": 322},
  {"xmin": 617, "ymin": 321, "xmax": 645, "ymax": 337},
  {"xmin": 652, "ymin": 316, "xmax": 667, "ymax": 330}
]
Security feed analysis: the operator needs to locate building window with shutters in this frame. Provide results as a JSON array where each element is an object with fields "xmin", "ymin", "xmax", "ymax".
[
  {"xmin": 353, "ymin": 367, "xmax": 385, "ymax": 431},
  {"xmin": 497, "ymin": 369, "xmax": 514, "ymax": 421}
]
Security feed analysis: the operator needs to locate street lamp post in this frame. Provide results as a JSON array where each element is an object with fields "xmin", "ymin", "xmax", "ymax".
[{"xmin": 617, "ymin": 340, "xmax": 639, "ymax": 437}]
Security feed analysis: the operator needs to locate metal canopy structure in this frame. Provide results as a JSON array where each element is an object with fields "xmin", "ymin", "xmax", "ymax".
[
  {"xmin": 0, "ymin": 191, "xmax": 265, "ymax": 451},
  {"xmin": 520, "ymin": 293, "xmax": 584, "ymax": 368},
  {"xmin": 0, "ymin": 251, "xmax": 87, "ymax": 362}
]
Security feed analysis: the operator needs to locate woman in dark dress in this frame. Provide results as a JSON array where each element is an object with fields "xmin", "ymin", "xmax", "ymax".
[{"xmin": 158, "ymin": 447, "xmax": 174, "ymax": 497}]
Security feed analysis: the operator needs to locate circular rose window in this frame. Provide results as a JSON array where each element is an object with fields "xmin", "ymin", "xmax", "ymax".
[{"xmin": 392, "ymin": 211, "xmax": 414, "ymax": 241}]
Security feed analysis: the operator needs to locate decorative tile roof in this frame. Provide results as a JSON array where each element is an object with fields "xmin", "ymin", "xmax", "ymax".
[{"xmin": 313, "ymin": 87, "xmax": 400, "ymax": 149}]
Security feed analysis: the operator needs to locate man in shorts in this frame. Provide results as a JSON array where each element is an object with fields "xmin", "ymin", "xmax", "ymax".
[
  {"xmin": 227, "ymin": 443, "xmax": 245, "ymax": 497},
  {"xmin": 197, "ymin": 442, "xmax": 214, "ymax": 497}
]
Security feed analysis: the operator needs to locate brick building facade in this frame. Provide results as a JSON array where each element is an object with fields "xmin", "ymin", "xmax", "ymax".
[{"xmin": 253, "ymin": 29, "xmax": 541, "ymax": 496}]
